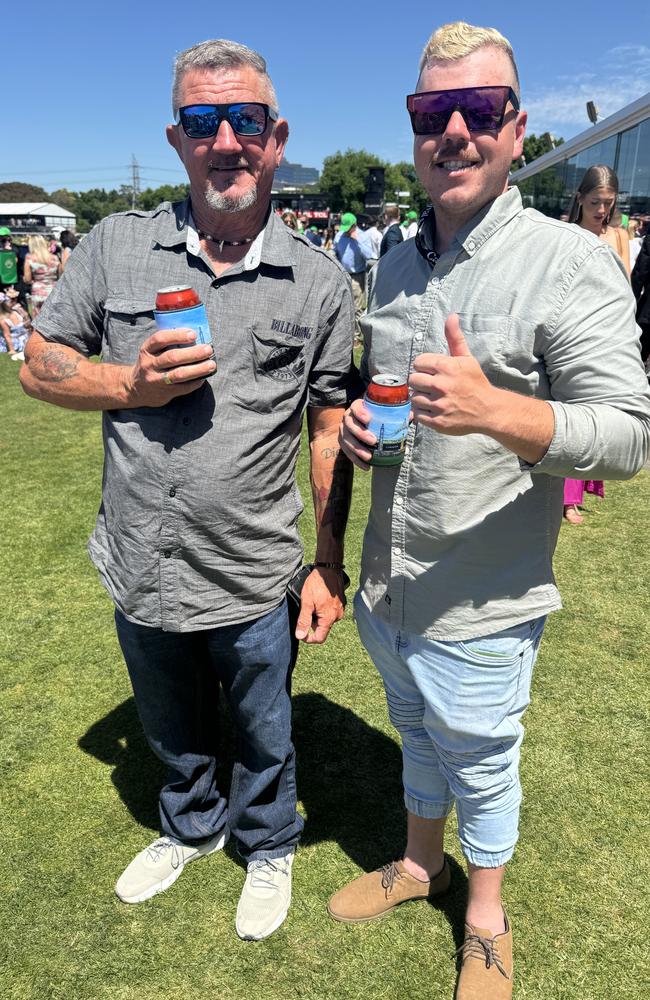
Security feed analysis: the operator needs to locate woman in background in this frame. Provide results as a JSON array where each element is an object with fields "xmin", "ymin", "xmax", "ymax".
[
  {"xmin": 563, "ymin": 165, "xmax": 627, "ymax": 523},
  {"xmin": 60, "ymin": 230, "xmax": 79, "ymax": 271},
  {"xmin": 0, "ymin": 296, "xmax": 31, "ymax": 358},
  {"xmin": 24, "ymin": 235, "xmax": 60, "ymax": 317},
  {"xmin": 281, "ymin": 211, "xmax": 299, "ymax": 232},
  {"xmin": 568, "ymin": 164, "xmax": 630, "ymax": 273}
]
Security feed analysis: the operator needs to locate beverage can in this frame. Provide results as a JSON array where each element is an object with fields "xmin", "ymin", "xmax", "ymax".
[
  {"xmin": 154, "ymin": 285, "xmax": 212, "ymax": 349},
  {"xmin": 364, "ymin": 375, "xmax": 410, "ymax": 467}
]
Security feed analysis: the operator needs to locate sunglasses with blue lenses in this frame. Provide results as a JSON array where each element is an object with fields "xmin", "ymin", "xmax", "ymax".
[
  {"xmin": 176, "ymin": 102, "xmax": 278, "ymax": 139},
  {"xmin": 407, "ymin": 86, "xmax": 519, "ymax": 135}
]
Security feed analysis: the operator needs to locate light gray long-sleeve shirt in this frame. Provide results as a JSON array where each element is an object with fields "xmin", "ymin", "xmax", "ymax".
[{"xmin": 359, "ymin": 188, "xmax": 650, "ymax": 640}]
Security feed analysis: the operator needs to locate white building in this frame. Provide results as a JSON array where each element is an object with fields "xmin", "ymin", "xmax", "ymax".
[
  {"xmin": 510, "ymin": 91, "xmax": 650, "ymax": 218},
  {"xmin": 0, "ymin": 202, "xmax": 76, "ymax": 235}
]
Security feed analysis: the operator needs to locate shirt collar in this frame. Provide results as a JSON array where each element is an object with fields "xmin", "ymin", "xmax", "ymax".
[
  {"xmin": 148, "ymin": 198, "xmax": 192, "ymax": 249},
  {"xmin": 151, "ymin": 197, "xmax": 297, "ymax": 270},
  {"xmin": 416, "ymin": 187, "xmax": 523, "ymax": 266}
]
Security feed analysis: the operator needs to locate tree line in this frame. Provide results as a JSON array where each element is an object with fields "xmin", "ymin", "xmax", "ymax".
[{"xmin": 0, "ymin": 135, "xmax": 562, "ymax": 231}]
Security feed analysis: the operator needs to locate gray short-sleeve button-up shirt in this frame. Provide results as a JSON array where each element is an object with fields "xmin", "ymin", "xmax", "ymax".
[{"xmin": 36, "ymin": 200, "xmax": 355, "ymax": 631}]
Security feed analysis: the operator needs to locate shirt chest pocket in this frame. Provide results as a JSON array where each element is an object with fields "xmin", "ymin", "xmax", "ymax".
[
  {"xmin": 454, "ymin": 314, "xmax": 511, "ymax": 376},
  {"xmin": 103, "ymin": 297, "xmax": 157, "ymax": 365},
  {"xmin": 232, "ymin": 326, "xmax": 307, "ymax": 414}
]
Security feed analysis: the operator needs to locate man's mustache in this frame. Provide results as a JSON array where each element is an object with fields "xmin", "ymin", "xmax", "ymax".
[{"xmin": 208, "ymin": 158, "xmax": 249, "ymax": 170}]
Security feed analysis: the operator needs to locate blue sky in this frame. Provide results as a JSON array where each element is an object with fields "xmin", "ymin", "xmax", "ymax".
[{"xmin": 6, "ymin": 0, "xmax": 650, "ymax": 194}]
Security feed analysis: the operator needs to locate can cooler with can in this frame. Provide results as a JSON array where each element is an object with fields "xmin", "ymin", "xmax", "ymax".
[
  {"xmin": 153, "ymin": 302, "xmax": 212, "ymax": 347},
  {"xmin": 154, "ymin": 286, "xmax": 212, "ymax": 350},
  {"xmin": 365, "ymin": 374, "xmax": 410, "ymax": 466},
  {"xmin": 364, "ymin": 399, "xmax": 410, "ymax": 466}
]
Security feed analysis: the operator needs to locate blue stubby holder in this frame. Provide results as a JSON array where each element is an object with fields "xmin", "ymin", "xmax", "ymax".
[
  {"xmin": 153, "ymin": 303, "xmax": 212, "ymax": 347},
  {"xmin": 364, "ymin": 398, "xmax": 411, "ymax": 466}
]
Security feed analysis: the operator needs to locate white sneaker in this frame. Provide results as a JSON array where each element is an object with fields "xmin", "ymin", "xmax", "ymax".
[
  {"xmin": 235, "ymin": 850, "xmax": 295, "ymax": 940},
  {"xmin": 115, "ymin": 827, "xmax": 229, "ymax": 904}
]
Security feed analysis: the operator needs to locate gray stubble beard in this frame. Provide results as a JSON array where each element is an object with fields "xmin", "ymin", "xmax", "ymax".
[{"xmin": 204, "ymin": 182, "xmax": 258, "ymax": 214}]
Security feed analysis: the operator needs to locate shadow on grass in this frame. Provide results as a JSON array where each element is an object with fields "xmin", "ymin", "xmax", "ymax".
[
  {"xmin": 78, "ymin": 698, "xmax": 163, "ymax": 831},
  {"xmin": 79, "ymin": 691, "xmax": 467, "ymax": 947}
]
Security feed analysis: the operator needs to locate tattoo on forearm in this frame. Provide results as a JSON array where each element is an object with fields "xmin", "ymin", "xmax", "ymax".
[
  {"xmin": 33, "ymin": 348, "xmax": 81, "ymax": 383},
  {"xmin": 320, "ymin": 447, "xmax": 341, "ymax": 460},
  {"xmin": 314, "ymin": 456, "xmax": 353, "ymax": 540}
]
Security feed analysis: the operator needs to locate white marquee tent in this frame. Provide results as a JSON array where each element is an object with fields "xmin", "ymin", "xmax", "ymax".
[{"xmin": 0, "ymin": 202, "xmax": 76, "ymax": 234}]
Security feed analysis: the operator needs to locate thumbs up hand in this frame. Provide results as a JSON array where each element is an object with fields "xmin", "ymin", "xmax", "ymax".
[{"xmin": 408, "ymin": 313, "xmax": 498, "ymax": 435}]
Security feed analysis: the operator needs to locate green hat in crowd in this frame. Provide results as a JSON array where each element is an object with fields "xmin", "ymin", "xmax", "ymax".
[
  {"xmin": 406, "ymin": 210, "xmax": 418, "ymax": 221},
  {"xmin": 340, "ymin": 212, "xmax": 357, "ymax": 233},
  {"xmin": 0, "ymin": 226, "xmax": 11, "ymax": 236}
]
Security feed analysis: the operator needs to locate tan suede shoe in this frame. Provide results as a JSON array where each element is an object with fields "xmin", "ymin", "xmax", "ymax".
[
  {"xmin": 455, "ymin": 915, "xmax": 513, "ymax": 1000},
  {"xmin": 327, "ymin": 858, "xmax": 451, "ymax": 923}
]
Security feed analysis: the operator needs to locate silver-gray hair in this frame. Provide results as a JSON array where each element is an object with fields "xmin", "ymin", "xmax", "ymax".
[{"xmin": 171, "ymin": 39, "xmax": 278, "ymax": 117}]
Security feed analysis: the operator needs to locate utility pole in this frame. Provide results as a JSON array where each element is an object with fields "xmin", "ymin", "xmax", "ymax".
[{"xmin": 130, "ymin": 155, "xmax": 140, "ymax": 209}]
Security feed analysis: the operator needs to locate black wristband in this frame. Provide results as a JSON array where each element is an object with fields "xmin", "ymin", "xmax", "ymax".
[{"xmin": 314, "ymin": 561, "xmax": 345, "ymax": 570}]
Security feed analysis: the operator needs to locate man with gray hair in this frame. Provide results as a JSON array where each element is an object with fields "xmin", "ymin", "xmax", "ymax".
[
  {"xmin": 21, "ymin": 39, "xmax": 355, "ymax": 941},
  {"xmin": 329, "ymin": 20, "xmax": 650, "ymax": 998}
]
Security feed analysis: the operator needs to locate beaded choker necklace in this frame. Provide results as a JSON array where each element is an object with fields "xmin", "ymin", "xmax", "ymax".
[{"xmin": 197, "ymin": 230, "xmax": 255, "ymax": 252}]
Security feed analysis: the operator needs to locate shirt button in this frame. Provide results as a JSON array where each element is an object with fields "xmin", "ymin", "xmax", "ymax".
[
  {"xmin": 393, "ymin": 546, "xmax": 402, "ymax": 555},
  {"xmin": 169, "ymin": 488, "xmax": 176, "ymax": 498},
  {"xmin": 431, "ymin": 276, "xmax": 439, "ymax": 284},
  {"xmin": 394, "ymin": 496, "xmax": 404, "ymax": 505},
  {"xmin": 163, "ymin": 550, "xmax": 171, "ymax": 558},
  {"xmin": 182, "ymin": 417, "xmax": 191, "ymax": 426},
  {"xmin": 467, "ymin": 240, "xmax": 475, "ymax": 250},
  {"xmin": 414, "ymin": 333, "xmax": 423, "ymax": 342}
]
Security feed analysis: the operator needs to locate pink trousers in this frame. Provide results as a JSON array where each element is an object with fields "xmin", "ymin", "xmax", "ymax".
[{"xmin": 564, "ymin": 479, "xmax": 605, "ymax": 505}]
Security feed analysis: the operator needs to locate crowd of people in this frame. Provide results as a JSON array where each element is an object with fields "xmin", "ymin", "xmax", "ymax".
[
  {"xmin": 276, "ymin": 207, "xmax": 428, "ymax": 338},
  {"xmin": 279, "ymin": 206, "xmax": 420, "ymax": 256},
  {"xmin": 0, "ymin": 228, "xmax": 79, "ymax": 357},
  {"xmin": 4, "ymin": 22, "xmax": 650, "ymax": 1000}
]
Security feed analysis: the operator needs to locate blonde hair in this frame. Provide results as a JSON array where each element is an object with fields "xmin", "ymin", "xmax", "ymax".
[
  {"xmin": 28, "ymin": 235, "xmax": 53, "ymax": 265},
  {"xmin": 419, "ymin": 21, "xmax": 520, "ymax": 99},
  {"xmin": 281, "ymin": 211, "xmax": 299, "ymax": 231},
  {"xmin": 627, "ymin": 219, "xmax": 638, "ymax": 238}
]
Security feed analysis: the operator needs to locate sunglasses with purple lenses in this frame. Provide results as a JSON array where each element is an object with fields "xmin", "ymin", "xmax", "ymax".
[{"xmin": 406, "ymin": 86, "xmax": 519, "ymax": 135}]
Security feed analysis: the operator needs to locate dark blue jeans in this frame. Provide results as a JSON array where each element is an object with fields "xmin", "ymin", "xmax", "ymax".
[{"xmin": 115, "ymin": 599, "xmax": 303, "ymax": 861}]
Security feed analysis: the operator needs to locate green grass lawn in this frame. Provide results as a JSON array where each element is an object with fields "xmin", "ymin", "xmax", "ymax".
[{"xmin": 1, "ymin": 354, "xmax": 649, "ymax": 1000}]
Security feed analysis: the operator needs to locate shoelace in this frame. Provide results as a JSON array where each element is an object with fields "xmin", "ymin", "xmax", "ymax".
[
  {"xmin": 380, "ymin": 861, "xmax": 404, "ymax": 896},
  {"xmin": 145, "ymin": 837, "xmax": 184, "ymax": 871},
  {"xmin": 248, "ymin": 858, "xmax": 288, "ymax": 891},
  {"xmin": 457, "ymin": 932, "xmax": 510, "ymax": 980}
]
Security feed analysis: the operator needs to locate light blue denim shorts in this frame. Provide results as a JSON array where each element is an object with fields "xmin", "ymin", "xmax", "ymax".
[{"xmin": 354, "ymin": 593, "xmax": 545, "ymax": 868}]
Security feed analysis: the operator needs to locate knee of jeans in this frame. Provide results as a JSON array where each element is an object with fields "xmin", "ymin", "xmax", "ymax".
[
  {"xmin": 245, "ymin": 725, "xmax": 294, "ymax": 765},
  {"xmin": 400, "ymin": 725, "xmax": 438, "ymax": 771},
  {"xmin": 385, "ymin": 688, "xmax": 424, "ymax": 734},
  {"xmin": 438, "ymin": 744, "xmax": 517, "ymax": 801}
]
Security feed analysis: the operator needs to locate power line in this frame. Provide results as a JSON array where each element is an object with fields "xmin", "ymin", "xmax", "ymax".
[
  {"xmin": 139, "ymin": 165, "xmax": 187, "ymax": 174},
  {"xmin": 0, "ymin": 167, "xmax": 130, "ymax": 177},
  {"xmin": 0, "ymin": 164, "xmax": 186, "ymax": 179}
]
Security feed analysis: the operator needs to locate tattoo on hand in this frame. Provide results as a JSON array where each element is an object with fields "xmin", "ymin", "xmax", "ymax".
[{"xmin": 34, "ymin": 348, "xmax": 81, "ymax": 383}]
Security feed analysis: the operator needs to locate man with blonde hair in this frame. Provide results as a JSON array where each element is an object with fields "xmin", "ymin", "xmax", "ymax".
[{"xmin": 329, "ymin": 20, "xmax": 650, "ymax": 999}]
